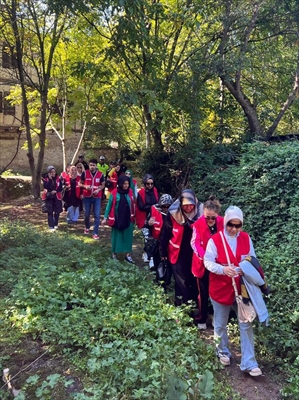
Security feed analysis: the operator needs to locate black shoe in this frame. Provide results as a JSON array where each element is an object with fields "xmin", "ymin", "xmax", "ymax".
[{"xmin": 125, "ymin": 255, "xmax": 135, "ymax": 264}]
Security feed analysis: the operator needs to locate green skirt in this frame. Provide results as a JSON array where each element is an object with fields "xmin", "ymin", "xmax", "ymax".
[{"xmin": 111, "ymin": 223, "xmax": 134, "ymax": 253}]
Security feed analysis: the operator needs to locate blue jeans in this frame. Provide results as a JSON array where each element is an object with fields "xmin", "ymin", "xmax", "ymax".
[
  {"xmin": 66, "ymin": 206, "xmax": 79, "ymax": 222},
  {"xmin": 211, "ymin": 298, "xmax": 258, "ymax": 371},
  {"xmin": 82, "ymin": 197, "xmax": 101, "ymax": 235}
]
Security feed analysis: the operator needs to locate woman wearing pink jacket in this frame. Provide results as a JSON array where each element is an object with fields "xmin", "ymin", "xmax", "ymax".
[{"xmin": 191, "ymin": 196, "xmax": 224, "ymax": 329}]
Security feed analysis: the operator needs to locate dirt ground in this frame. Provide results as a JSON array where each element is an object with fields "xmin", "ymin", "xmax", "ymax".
[{"xmin": 0, "ymin": 195, "xmax": 284, "ymax": 400}]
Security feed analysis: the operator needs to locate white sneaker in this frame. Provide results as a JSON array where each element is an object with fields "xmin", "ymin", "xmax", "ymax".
[
  {"xmin": 219, "ymin": 354, "xmax": 231, "ymax": 366},
  {"xmin": 248, "ymin": 367, "xmax": 262, "ymax": 377},
  {"xmin": 149, "ymin": 258, "xmax": 155, "ymax": 269},
  {"xmin": 197, "ymin": 323, "xmax": 207, "ymax": 330},
  {"xmin": 54, "ymin": 226, "xmax": 58, "ymax": 230},
  {"xmin": 142, "ymin": 252, "xmax": 149, "ymax": 262}
]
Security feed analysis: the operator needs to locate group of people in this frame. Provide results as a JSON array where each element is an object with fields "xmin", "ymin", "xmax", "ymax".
[
  {"xmin": 133, "ymin": 177, "xmax": 268, "ymax": 378},
  {"xmin": 41, "ymin": 160, "xmax": 269, "ymax": 377}
]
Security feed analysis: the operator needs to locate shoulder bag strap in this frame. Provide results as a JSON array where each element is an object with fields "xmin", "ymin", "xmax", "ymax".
[{"xmin": 219, "ymin": 231, "xmax": 239, "ymax": 298}]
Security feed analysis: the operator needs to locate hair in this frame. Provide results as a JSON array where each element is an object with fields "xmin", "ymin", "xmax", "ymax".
[
  {"xmin": 89, "ymin": 158, "xmax": 98, "ymax": 164},
  {"xmin": 76, "ymin": 162, "xmax": 85, "ymax": 172},
  {"xmin": 203, "ymin": 195, "xmax": 221, "ymax": 214}
]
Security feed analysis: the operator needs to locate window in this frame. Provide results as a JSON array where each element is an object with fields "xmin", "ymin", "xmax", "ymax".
[
  {"xmin": 2, "ymin": 44, "xmax": 17, "ymax": 69},
  {"xmin": 3, "ymin": 92, "xmax": 15, "ymax": 116}
]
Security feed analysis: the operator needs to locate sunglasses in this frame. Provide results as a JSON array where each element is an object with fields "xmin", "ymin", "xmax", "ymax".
[
  {"xmin": 146, "ymin": 182, "xmax": 154, "ymax": 186},
  {"xmin": 227, "ymin": 221, "xmax": 242, "ymax": 229},
  {"xmin": 205, "ymin": 216, "xmax": 216, "ymax": 221}
]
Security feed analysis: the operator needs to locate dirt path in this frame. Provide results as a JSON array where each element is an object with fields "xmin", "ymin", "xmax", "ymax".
[{"xmin": 0, "ymin": 195, "xmax": 283, "ymax": 400}]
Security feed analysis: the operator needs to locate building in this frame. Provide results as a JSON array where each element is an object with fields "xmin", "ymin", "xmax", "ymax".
[{"xmin": 0, "ymin": 43, "xmax": 22, "ymax": 138}]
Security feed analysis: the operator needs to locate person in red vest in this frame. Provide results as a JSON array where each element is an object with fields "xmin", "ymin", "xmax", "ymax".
[
  {"xmin": 63, "ymin": 165, "xmax": 82, "ymax": 223},
  {"xmin": 102, "ymin": 175, "xmax": 135, "ymax": 263},
  {"xmin": 145, "ymin": 194, "xmax": 173, "ymax": 272},
  {"xmin": 136, "ymin": 174, "xmax": 159, "ymax": 262},
  {"xmin": 204, "ymin": 206, "xmax": 262, "ymax": 377},
  {"xmin": 191, "ymin": 196, "xmax": 224, "ymax": 330},
  {"xmin": 80, "ymin": 158, "xmax": 105, "ymax": 240},
  {"xmin": 159, "ymin": 189, "xmax": 203, "ymax": 306},
  {"xmin": 41, "ymin": 165, "xmax": 63, "ymax": 231}
]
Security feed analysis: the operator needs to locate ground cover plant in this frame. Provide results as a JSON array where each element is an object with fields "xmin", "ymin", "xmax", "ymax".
[
  {"xmin": 0, "ymin": 220, "xmax": 241, "ymax": 399},
  {"xmin": 195, "ymin": 141, "xmax": 299, "ymax": 398}
]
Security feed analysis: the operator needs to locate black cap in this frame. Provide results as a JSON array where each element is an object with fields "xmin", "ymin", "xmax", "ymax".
[{"xmin": 79, "ymin": 155, "xmax": 84, "ymax": 158}]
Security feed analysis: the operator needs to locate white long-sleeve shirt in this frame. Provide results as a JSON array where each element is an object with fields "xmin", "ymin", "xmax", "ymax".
[{"xmin": 204, "ymin": 230, "xmax": 256, "ymax": 275}]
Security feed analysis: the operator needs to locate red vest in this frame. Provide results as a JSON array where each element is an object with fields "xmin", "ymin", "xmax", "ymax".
[
  {"xmin": 107, "ymin": 188, "xmax": 135, "ymax": 226},
  {"xmin": 150, "ymin": 206, "xmax": 164, "ymax": 239},
  {"xmin": 64, "ymin": 175, "xmax": 82, "ymax": 199},
  {"xmin": 191, "ymin": 215, "xmax": 224, "ymax": 278},
  {"xmin": 41, "ymin": 175, "xmax": 62, "ymax": 200},
  {"xmin": 135, "ymin": 187, "xmax": 159, "ymax": 229},
  {"xmin": 209, "ymin": 231, "xmax": 250, "ymax": 305},
  {"xmin": 168, "ymin": 217, "xmax": 185, "ymax": 264},
  {"xmin": 82, "ymin": 170, "xmax": 103, "ymax": 198}
]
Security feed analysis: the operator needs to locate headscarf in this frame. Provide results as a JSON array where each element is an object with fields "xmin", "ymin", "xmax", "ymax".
[
  {"xmin": 47, "ymin": 165, "xmax": 55, "ymax": 173},
  {"xmin": 224, "ymin": 206, "xmax": 243, "ymax": 227},
  {"xmin": 115, "ymin": 175, "xmax": 131, "ymax": 230},
  {"xmin": 125, "ymin": 169, "xmax": 135, "ymax": 193},
  {"xmin": 154, "ymin": 193, "xmax": 173, "ymax": 214},
  {"xmin": 117, "ymin": 175, "xmax": 130, "ymax": 194},
  {"xmin": 169, "ymin": 189, "xmax": 203, "ymax": 225},
  {"xmin": 142, "ymin": 173, "xmax": 154, "ymax": 190}
]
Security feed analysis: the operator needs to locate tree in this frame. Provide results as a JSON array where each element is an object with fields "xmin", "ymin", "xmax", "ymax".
[
  {"xmin": 0, "ymin": 0, "xmax": 70, "ymax": 198},
  {"xmin": 214, "ymin": 0, "xmax": 299, "ymax": 139}
]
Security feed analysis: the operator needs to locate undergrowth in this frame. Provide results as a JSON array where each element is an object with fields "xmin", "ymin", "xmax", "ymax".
[{"xmin": 0, "ymin": 220, "xmax": 240, "ymax": 400}]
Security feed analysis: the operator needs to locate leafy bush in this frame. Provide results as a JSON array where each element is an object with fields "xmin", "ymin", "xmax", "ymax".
[
  {"xmin": 194, "ymin": 141, "xmax": 299, "ymax": 397},
  {"xmin": 1, "ymin": 220, "xmax": 239, "ymax": 399}
]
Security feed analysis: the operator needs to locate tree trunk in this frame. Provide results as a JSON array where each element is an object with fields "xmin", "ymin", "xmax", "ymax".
[{"xmin": 223, "ymin": 79, "xmax": 263, "ymax": 137}]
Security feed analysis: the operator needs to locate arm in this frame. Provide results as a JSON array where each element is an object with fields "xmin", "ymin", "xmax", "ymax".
[
  {"xmin": 190, "ymin": 224, "xmax": 206, "ymax": 259},
  {"xmin": 159, "ymin": 213, "xmax": 173, "ymax": 258}
]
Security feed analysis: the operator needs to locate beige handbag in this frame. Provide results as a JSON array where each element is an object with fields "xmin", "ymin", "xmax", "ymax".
[{"xmin": 220, "ymin": 232, "xmax": 256, "ymax": 324}]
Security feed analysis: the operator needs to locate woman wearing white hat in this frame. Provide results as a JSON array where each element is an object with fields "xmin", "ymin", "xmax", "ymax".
[{"xmin": 204, "ymin": 206, "xmax": 262, "ymax": 377}]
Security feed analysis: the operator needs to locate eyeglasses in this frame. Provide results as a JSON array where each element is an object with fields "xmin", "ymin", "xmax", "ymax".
[
  {"xmin": 227, "ymin": 221, "xmax": 242, "ymax": 229},
  {"xmin": 146, "ymin": 182, "xmax": 154, "ymax": 186},
  {"xmin": 205, "ymin": 216, "xmax": 216, "ymax": 221}
]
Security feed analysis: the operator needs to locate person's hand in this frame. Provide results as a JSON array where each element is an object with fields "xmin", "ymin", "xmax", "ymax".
[
  {"xmin": 223, "ymin": 266, "xmax": 239, "ymax": 277},
  {"xmin": 51, "ymin": 190, "xmax": 56, "ymax": 195},
  {"xmin": 148, "ymin": 217, "xmax": 155, "ymax": 226},
  {"xmin": 102, "ymin": 218, "xmax": 107, "ymax": 225}
]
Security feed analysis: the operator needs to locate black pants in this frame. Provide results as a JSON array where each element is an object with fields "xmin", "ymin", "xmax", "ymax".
[
  {"xmin": 47, "ymin": 212, "xmax": 59, "ymax": 228},
  {"xmin": 171, "ymin": 259, "xmax": 198, "ymax": 306},
  {"xmin": 196, "ymin": 269, "xmax": 210, "ymax": 323}
]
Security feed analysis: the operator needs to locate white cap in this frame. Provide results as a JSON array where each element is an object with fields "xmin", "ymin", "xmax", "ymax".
[
  {"xmin": 224, "ymin": 206, "xmax": 243, "ymax": 226},
  {"xmin": 99, "ymin": 156, "xmax": 105, "ymax": 160}
]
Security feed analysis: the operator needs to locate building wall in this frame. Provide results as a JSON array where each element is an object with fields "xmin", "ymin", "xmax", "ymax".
[{"xmin": 0, "ymin": 130, "xmax": 119, "ymax": 174}]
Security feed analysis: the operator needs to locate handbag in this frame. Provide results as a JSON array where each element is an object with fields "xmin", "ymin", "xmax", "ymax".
[
  {"xmin": 219, "ymin": 231, "xmax": 256, "ymax": 324},
  {"xmin": 157, "ymin": 259, "xmax": 171, "ymax": 286}
]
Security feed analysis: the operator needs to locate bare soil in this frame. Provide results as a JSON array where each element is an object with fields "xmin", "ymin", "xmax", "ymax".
[{"xmin": 0, "ymin": 193, "xmax": 284, "ymax": 400}]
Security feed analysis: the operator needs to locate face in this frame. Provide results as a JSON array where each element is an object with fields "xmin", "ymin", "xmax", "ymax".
[
  {"xmin": 125, "ymin": 171, "xmax": 131, "ymax": 177},
  {"xmin": 70, "ymin": 166, "xmax": 77, "ymax": 175},
  {"xmin": 99, "ymin": 159, "xmax": 104, "ymax": 164},
  {"xmin": 161, "ymin": 204, "xmax": 171, "ymax": 211},
  {"xmin": 48, "ymin": 168, "xmax": 56, "ymax": 177},
  {"xmin": 77, "ymin": 165, "xmax": 83, "ymax": 173},
  {"xmin": 115, "ymin": 165, "xmax": 121, "ymax": 171},
  {"xmin": 204, "ymin": 209, "xmax": 218, "ymax": 227},
  {"xmin": 145, "ymin": 180, "xmax": 154, "ymax": 189},
  {"xmin": 181, "ymin": 204, "xmax": 195, "ymax": 213},
  {"xmin": 122, "ymin": 181, "xmax": 129, "ymax": 190},
  {"xmin": 226, "ymin": 218, "xmax": 242, "ymax": 236},
  {"xmin": 89, "ymin": 162, "xmax": 97, "ymax": 172}
]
